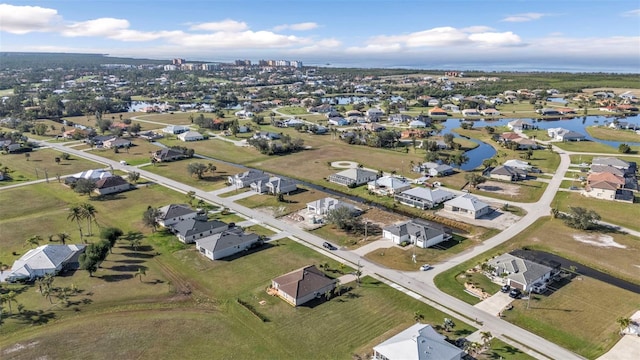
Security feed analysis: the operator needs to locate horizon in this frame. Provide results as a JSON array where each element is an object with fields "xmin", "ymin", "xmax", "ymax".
[{"xmin": 1, "ymin": 1, "xmax": 639, "ymax": 73}]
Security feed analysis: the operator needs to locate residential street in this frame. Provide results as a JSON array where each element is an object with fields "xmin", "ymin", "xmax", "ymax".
[{"xmin": 32, "ymin": 139, "xmax": 622, "ymax": 360}]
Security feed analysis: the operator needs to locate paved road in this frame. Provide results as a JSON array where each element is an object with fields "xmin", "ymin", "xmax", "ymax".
[{"xmin": 29, "ymin": 139, "xmax": 585, "ymax": 360}]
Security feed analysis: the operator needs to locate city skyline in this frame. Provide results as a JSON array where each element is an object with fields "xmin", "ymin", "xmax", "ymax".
[{"xmin": 1, "ymin": 0, "xmax": 639, "ymax": 72}]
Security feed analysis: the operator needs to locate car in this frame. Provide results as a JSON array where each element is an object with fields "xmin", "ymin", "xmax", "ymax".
[
  {"xmin": 509, "ymin": 288, "xmax": 522, "ymax": 299},
  {"xmin": 500, "ymin": 284, "xmax": 510, "ymax": 293},
  {"xmin": 419, "ymin": 264, "xmax": 432, "ymax": 271},
  {"xmin": 323, "ymin": 242, "xmax": 337, "ymax": 250}
]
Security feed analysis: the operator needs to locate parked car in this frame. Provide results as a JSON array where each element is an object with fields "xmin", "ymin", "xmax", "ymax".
[
  {"xmin": 509, "ymin": 288, "xmax": 522, "ymax": 299},
  {"xmin": 500, "ymin": 284, "xmax": 510, "ymax": 293},
  {"xmin": 419, "ymin": 264, "xmax": 432, "ymax": 271},
  {"xmin": 323, "ymin": 242, "xmax": 337, "ymax": 250}
]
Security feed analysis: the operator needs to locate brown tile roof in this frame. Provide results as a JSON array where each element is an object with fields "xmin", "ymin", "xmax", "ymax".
[
  {"xmin": 273, "ymin": 265, "xmax": 335, "ymax": 301},
  {"xmin": 587, "ymin": 181, "xmax": 619, "ymax": 191},
  {"xmin": 500, "ymin": 132, "xmax": 522, "ymax": 140},
  {"xmin": 587, "ymin": 172, "xmax": 624, "ymax": 185}
]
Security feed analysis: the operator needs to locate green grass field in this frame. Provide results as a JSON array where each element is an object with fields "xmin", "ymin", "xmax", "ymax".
[
  {"xmin": 586, "ymin": 126, "xmax": 640, "ymax": 143},
  {"xmin": 141, "ymin": 158, "xmax": 244, "ymax": 192},
  {"xmin": 553, "ymin": 191, "xmax": 640, "ymax": 232},
  {"xmin": 553, "ymin": 140, "xmax": 640, "ymax": 154}
]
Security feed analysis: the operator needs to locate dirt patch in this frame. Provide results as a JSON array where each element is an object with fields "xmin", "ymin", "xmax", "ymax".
[
  {"xmin": 3, "ymin": 341, "xmax": 40, "ymax": 355},
  {"xmin": 573, "ymin": 234, "xmax": 627, "ymax": 248},
  {"xmin": 477, "ymin": 181, "xmax": 521, "ymax": 196}
]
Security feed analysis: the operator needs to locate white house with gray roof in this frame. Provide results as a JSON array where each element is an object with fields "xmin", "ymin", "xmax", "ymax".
[
  {"xmin": 195, "ymin": 228, "xmax": 261, "ymax": 260},
  {"xmin": 547, "ymin": 127, "xmax": 586, "ymax": 142},
  {"xmin": 487, "ymin": 253, "xmax": 558, "ymax": 293},
  {"xmin": 443, "ymin": 194, "xmax": 491, "ymax": 219},
  {"xmin": 328, "ymin": 168, "xmax": 377, "ymax": 187},
  {"xmin": 394, "ymin": 187, "xmax": 456, "ymax": 209},
  {"xmin": 373, "ymin": 323, "xmax": 463, "ymax": 360},
  {"xmin": 250, "ymin": 176, "xmax": 297, "ymax": 195},
  {"xmin": 228, "ymin": 169, "xmax": 270, "ymax": 188},
  {"xmin": 367, "ymin": 176, "xmax": 411, "ymax": 196},
  {"xmin": 3, "ymin": 244, "xmax": 86, "ymax": 282},
  {"xmin": 156, "ymin": 204, "xmax": 205, "ymax": 227},
  {"xmin": 306, "ymin": 197, "xmax": 358, "ymax": 216},
  {"xmin": 383, "ymin": 219, "xmax": 450, "ymax": 248},
  {"xmin": 171, "ymin": 219, "xmax": 229, "ymax": 243}
]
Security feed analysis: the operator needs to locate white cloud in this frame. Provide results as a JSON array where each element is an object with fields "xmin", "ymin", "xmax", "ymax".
[
  {"xmin": 173, "ymin": 31, "xmax": 309, "ymax": 49},
  {"xmin": 273, "ymin": 22, "xmax": 318, "ymax": 31},
  {"xmin": 468, "ymin": 31, "xmax": 522, "ymax": 46},
  {"xmin": 461, "ymin": 26, "xmax": 495, "ymax": 33},
  {"xmin": 190, "ymin": 19, "xmax": 248, "ymax": 32},
  {"xmin": 0, "ymin": 4, "xmax": 61, "ymax": 34},
  {"xmin": 622, "ymin": 9, "xmax": 640, "ymax": 17},
  {"xmin": 62, "ymin": 18, "xmax": 130, "ymax": 37},
  {"xmin": 501, "ymin": 13, "xmax": 546, "ymax": 22},
  {"xmin": 291, "ymin": 38, "xmax": 342, "ymax": 54}
]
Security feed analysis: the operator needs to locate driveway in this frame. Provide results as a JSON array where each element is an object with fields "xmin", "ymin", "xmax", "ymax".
[
  {"xmin": 352, "ymin": 239, "xmax": 394, "ymax": 256},
  {"xmin": 597, "ymin": 335, "xmax": 640, "ymax": 360},
  {"xmin": 474, "ymin": 291, "xmax": 513, "ymax": 317}
]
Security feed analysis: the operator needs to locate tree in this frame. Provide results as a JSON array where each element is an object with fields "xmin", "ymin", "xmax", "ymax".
[
  {"xmin": 142, "ymin": 206, "xmax": 161, "ymax": 232},
  {"xmin": 617, "ymin": 317, "xmax": 631, "ymax": 334},
  {"xmin": 325, "ymin": 206, "xmax": 363, "ymax": 234},
  {"xmin": 125, "ymin": 231, "xmax": 144, "ymax": 250},
  {"xmin": 81, "ymin": 203, "xmax": 98, "ymax": 236},
  {"xmin": 100, "ymin": 227, "xmax": 123, "ymax": 252},
  {"xmin": 563, "ymin": 206, "xmax": 601, "ymax": 230},
  {"xmin": 135, "ymin": 267, "xmax": 146, "ymax": 282},
  {"xmin": 67, "ymin": 205, "xmax": 85, "ymax": 242},
  {"xmin": 57, "ymin": 232, "xmax": 70, "ymax": 245},
  {"xmin": 443, "ymin": 133, "xmax": 455, "ymax": 147},
  {"xmin": 465, "ymin": 173, "xmax": 486, "ymax": 189},
  {"xmin": 449, "ymin": 153, "xmax": 469, "ymax": 167},
  {"xmin": 25, "ymin": 235, "xmax": 42, "ymax": 248},
  {"xmin": 443, "ymin": 317, "xmax": 455, "ymax": 332},
  {"xmin": 128, "ymin": 171, "xmax": 140, "ymax": 183},
  {"xmin": 74, "ymin": 178, "xmax": 96, "ymax": 197},
  {"xmin": 619, "ymin": 143, "xmax": 631, "ymax": 154},
  {"xmin": 482, "ymin": 158, "xmax": 497, "ymax": 169},
  {"xmin": 186, "ymin": 190, "xmax": 196, "ymax": 205},
  {"xmin": 413, "ymin": 311, "xmax": 424, "ymax": 322},
  {"xmin": 55, "ymin": 157, "xmax": 61, "ymax": 165},
  {"xmin": 187, "ymin": 162, "xmax": 207, "ymax": 179},
  {"xmin": 79, "ymin": 252, "xmax": 99, "ymax": 277},
  {"xmin": 2, "ymin": 291, "xmax": 17, "ymax": 315},
  {"xmin": 480, "ymin": 331, "xmax": 493, "ymax": 350},
  {"xmin": 24, "ymin": 153, "xmax": 30, "ymax": 161},
  {"xmin": 206, "ymin": 163, "xmax": 217, "ymax": 174},
  {"xmin": 130, "ymin": 123, "xmax": 142, "ymax": 134}
]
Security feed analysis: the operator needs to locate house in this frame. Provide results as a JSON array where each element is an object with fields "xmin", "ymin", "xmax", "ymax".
[
  {"xmin": 328, "ymin": 168, "xmax": 377, "ymax": 187},
  {"xmin": 512, "ymin": 137, "xmax": 538, "ymax": 150},
  {"xmin": 195, "ymin": 227, "xmax": 261, "ymax": 260},
  {"xmin": 172, "ymin": 218, "xmax": 229, "ymax": 243},
  {"xmin": 547, "ymin": 128, "xmax": 586, "ymax": 141},
  {"xmin": 102, "ymin": 137, "xmax": 132, "ymax": 149},
  {"xmin": 234, "ymin": 109, "xmax": 254, "ymax": 118},
  {"xmin": 428, "ymin": 107, "xmax": 448, "ymax": 117},
  {"xmin": 372, "ymin": 323, "xmax": 464, "ymax": 360},
  {"xmin": 389, "ymin": 114, "xmax": 412, "ymax": 124},
  {"xmin": 271, "ymin": 265, "xmax": 336, "ymax": 306},
  {"xmin": 367, "ymin": 176, "xmax": 411, "ymax": 196},
  {"xmin": 490, "ymin": 165, "xmax": 528, "ymax": 181},
  {"xmin": 362, "ymin": 123, "xmax": 386, "ymax": 132},
  {"xmin": 138, "ymin": 131, "xmax": 164, "ymax": 141},
  {"xmin": 93, "ymin": 175, "xmax": 131, "ymax": 195},
  {"xmin": 503, "ymin": 159, "xmax": 534, "ymax": 172},
  {"xmin": 156, "ymin": 204, "xmax": 204, "ymax": 227},
  {"xmin": 498, "ymin": 132, "xmax": 522, "ymax": 143},
  {"xmin": 4, "ymin": 245, "xmax": 86, "ymax": 282},
  {"xmin": 443, "ymin": 194, "xmax": 491, "ymax": 219},
  {"xmin": 366, "ymin": 108, "xmax": 384, "ymax": 122},
  {"xmin": 153, "ymin": 148, "xmax": 187, "ymax": 162},
  {"xmin": 409, "ymin": 120, "xmax": 427, "ymax": 128},
  {"xmin": 537, "ymin": 108, "xmax": 561, "ymax": 116},
  {"xmin": 178, "ymin": 130, "xmax": 204, "ymax": 142},
  {"xmin": 382, "ymin": 219, "xmax": 450, "ymax": 248},
  {"xmin": 507, "ymin": 119, "xmax": 532, "ymax": 132},
  {"xmin": 591, "ymin": 157, "xmax": 636, "ymax": 173},
  {"xmin": 441, "ymin": 104, "xmax": 460, "ymax": 112},
  {"xmin": 480, "ymin": 108, "xmax": 501, "ymax": 116},
  {"xmin": 327, "ymin": 117, "xmax": 349, "ymax": 126},
  {"xmin": 162, "ymin": 125, "xmax": 189, "ymax": 134},
  {"xmin": 306, "ymin": 197, "xmax": 358, "ymax": 216},
  {"xmin": 250, "ymin": 176, "xmax": 297, "ymax": 195},
  {"xmin": 251, "ymin": 131, "xmax": 281, "ymax": 140},
  {"xmin": 416, "ymin": 162, "xmax": 454, "ymax": 177},
  {"xmin": 461, "ymin": 108, "xmax": 481, "ymax": 117},
  {"xmin": 487, "ymin": 253, "xmax": 559, "ymax": 293},
  {"xmin": 394, "ymin": 187, "xmax": 456, "ymax": 209},
  {"xmin": 228, "ymin": 169, "xmax": 270, "ymax": 188},
  {"xmin": 86, "ymin": 134, "xmax": 116, "ymax": 146},
  {"xmin": 584, "ymin": 180, "xmax": 634, "ymax": 202}
]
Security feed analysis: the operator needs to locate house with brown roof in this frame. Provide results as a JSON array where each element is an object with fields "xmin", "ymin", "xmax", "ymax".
[
  {"xmin": 271, "ymin": 265, "xmax": 336, "ymax": 306},
  {"xmin": 584, "ymin": 172, "xmax": 635, "ymax": 202},
  {"xmin": 428, "ymin": 107, "xmax": 448, "ymax": 117},
  {"xmin": 94, "ymin": 175, "xmax": 131, "ymax": 195}
]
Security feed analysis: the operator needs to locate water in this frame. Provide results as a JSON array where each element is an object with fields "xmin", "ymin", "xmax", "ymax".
[
  {"xmin": 321, "ymin": 96, "xmax": 376, "ymax": 105},
  {"xmin": 546, "ymin": 97, "xmax": 567, "ymax": 104}
]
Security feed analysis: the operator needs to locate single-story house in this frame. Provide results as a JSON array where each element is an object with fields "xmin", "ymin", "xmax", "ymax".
[
  {"xmin": 512, "ymin": 137, "xmax": 539, "ymax": 150},
  {"xmin": 480, "ymin": 108, "xmax": 501, "ymax": 116},
  {"xmin": 547, "ymin": 128, "xmax": 586, "ymax": 142},
  {"xmin": 415, "ymin": 162, "xmax": 454, "ymax": 177},
  {"xmin": 367, "ymin": 176, "xmax": 411, "ymax": 196},
  {"xmin": 389, "ymin": 114, "xmax": 412, "ymax": 124},
  {"xmin": 251, "ymin": 131, "xmax": 281, "ymax": 140},
  {"xmin": 138, "ymin": 131, "xmax": 164, "ymax": 141},
  {"xmin": 503, "ymin": 159, "xmax": 533, "ymax": 171},
  {"xmin": 171, "ymin": 218, "xmax": 229, "ymax": 243},
  {"xmin": 162, "ymin": 125, "xmax": 189, "ymax": 134},
  {"xmin": 153, "ymin": 148, "xmax": 187, "ymax": 162},
  {"xmin": 366, "ymin": 108, "xmax": 384, "ymax": 122},
  {"xmin": 102, "ymin": 137, "xmax": 132, "ymax": 149},
  {"xmin": 461, "ymin": 108, "xmax": 481, "ymax": 117},
  {"xmin": 443, "ymin": 194, "xmax": 491, "ymax": 219},
  {"xmin": 271, "ymin": 265, "xmax": 336, "ymax": 306},
  {"xmin": 537, "ymin": 108, "xmax": 561, "ymax": 116},
  {"xmin": 67, "ymin": 169, "xmax": 113, "ymax": 183},
  {"xmin": 507, "ymin": 119, "xmax": 532, "ymax": 132},
  {"xmin": 498, "ymin": 132, "xmax": 522, "ymax": 143},
  {"xmin": 487, "ymin": 253, "xmax": 558, "ymax": 293},
  {"xmin": 94, "ymin": 175, "xmax": 131, "ymax": 195},
  {"xmin": 394, "ymin": 187, "xmax": 456, "ymax": 209},
  {"xmin": 234, "ymin": 109, "xmax": 254, "ymax": 118},
  {"xmin": 195, "ymin": 228, "xmax": 261, "ymax": 260},
  {"xmin": 228, "ymin": 169, "xmax": 270, "ymax": 189},
  {"xmin": 372, "ymin": 323, "xmax": 464, "ymax": 360},
  {"xmin": 178, "ymin": 130, "xmax": 204, "ymax": 142},
  {"xmin": 4, "ymin": 244, "xmax": 86, "ymax": 282},
  {"xmin": 490, "ymin": 165, "xmax": 528, "ymax": 181},
  {"xmin": 409, "ymin": 120, "xmax": 427, "ymax": 128},
  {"xmin": 591, "ymin": 157, "xmax": 636, "ymax": 172},
  {"xmin": 251, "ymin": 176, "xmax": 298, "ymax": 195},
  {"xmin": 327, "ymin": 117, "xmax": 349, "ymax": 126},
  {"xmin": 86, "ymin": 135, "xmax": 116, "ymax": 146},
  {"xmin": 428, "ymin": 107, "xmax": 448, "ymax": 116},
  {"xmin": 584, "ymin": 181, "xmax": 634, "ymax": 202},
  {"xmin": 382, "ymin": 219, "xmax": 450, "ymax": 248},
  {"xmin": 306, "ymin": 197, "xmax": 358, "ymax": 216},
  {"xmin": 156, "ymin": 204, "xmax": 205, "ymax": 227},
  {"xmin": 328, "ymin": 168, "xmax": 377, "ymax": 187}
]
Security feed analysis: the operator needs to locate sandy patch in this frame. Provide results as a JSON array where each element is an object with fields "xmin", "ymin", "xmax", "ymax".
[
  {"xmin": 573, "ymin": 234, "xmax": 626, "ymax": 248},
  {"xmin": 477, "ymin": 181, "xmax": 521, "ymax": 196},
  {"xmin": 3, "ymin": 341, "xmax": 40, "ymax": 355}
]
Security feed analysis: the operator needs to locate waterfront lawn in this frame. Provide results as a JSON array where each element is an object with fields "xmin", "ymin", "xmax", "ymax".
[
  {"xmin": 569, "ymin": 154, "xmax": 640, "ymax": 165},
  {"xmin": 586, "ymin": 126, "xmax": 640, "ymax": 143},
  {"xmin": 553, "ymin": 140, "xmax": 639, "ymax": 154},
  {"xmin": 0, "ymin": 148, "xmax": 101, "ymax": 184},
  {"xmin": 553, "ymin": 191, "xmax": 640, "ymax": 232}
]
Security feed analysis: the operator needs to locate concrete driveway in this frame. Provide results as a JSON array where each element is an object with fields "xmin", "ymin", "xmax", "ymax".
[
  {"xmin": 597, "ymin": 335, "xmax": 640, "ymax": 360},
  {"xmin": 474, "ymin": 291, "xmax": 513, "ymax": 316}
]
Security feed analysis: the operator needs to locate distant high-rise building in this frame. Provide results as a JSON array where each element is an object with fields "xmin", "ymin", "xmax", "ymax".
[
  {"xmin": 235, "ymin": 59, "xmax": 251, "ymax": 66},
  {"xmin": 164, "ymin": 64, "xmax": 178, "ymax": 71},
  {"xmin": 172, "ymin": 58, "xmax": 186, "ymax": 65}
]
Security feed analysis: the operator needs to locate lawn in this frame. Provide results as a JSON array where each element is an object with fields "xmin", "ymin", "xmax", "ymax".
[
  {"xmin": 235, "ymin": 187, "xmax": 328, "ymax": 217},
  {"xmin": 553, "ymin": 140, "xmax": 640, "ymax": 154},
  {"xmin": 86, "ymin": 138, "xmax": 161, "ymax": 166},
  {"xmin": 553, "ymin": 191, "xmax": 640, "ymax": 232},
  {"xmin": 433, "ymin": 217, "xmax": 640, "ymax": 358},
  {"xmin": 586, "ymin": 126, "xmax": 640, "ymax": 143},
  {"xmin": 0, "ymin": 148, "xmax": 102, "ymax": 185},
  {"xmin": 141, "ymin": 159, "xmax": 244, "ymax": 191},
  {"xmin": 569, "ymin": 154, "xmax": 640, "ymax": 165}
]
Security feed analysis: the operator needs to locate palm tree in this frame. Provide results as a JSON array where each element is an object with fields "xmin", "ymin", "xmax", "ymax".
[
  {"xmin": 3, "ymin": 291, "xmax": 17, "ymax": 315},
  {"xmin": 67, "ymin": 205, "xmax": 84, "ymax": 242},
  {"xmin": 413, "ymin": 311, "xmax": 424, "ymax": 322},
  {"xmin": 25, "ymin": 235, "xmax": 43, "ymax": 248},
  {"xmin": 617, "ymin": 317, "xmax": 631, "ymax": 334},
  {"xmin": 57, "ymin": 232, "xmax": 70, "ymax": 245},
  {"xmin": 81, "ymin": 203, "xmax": 98, "ymax": 236},
  {"xmin": 135, "ymin": 268, "xmax": 146, "ymax": 283},
  {"xmin": 443, "ymin": 317, "xmax": 455, "ymax": 332},
  {"xmin": 480, "ymin": 331, "xmax": 493, "ymax": 350}
]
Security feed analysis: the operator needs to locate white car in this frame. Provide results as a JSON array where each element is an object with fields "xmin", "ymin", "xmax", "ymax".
[{"xmin": 419, "ymin": 264, "xmax": 432, "ymax": 271}]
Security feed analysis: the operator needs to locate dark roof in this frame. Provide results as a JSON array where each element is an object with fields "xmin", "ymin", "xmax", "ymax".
[
  {"xmin": 158, "ymin": 204, "xmax": 196, "ymax": 220},
  {"xmin": 196, "ymin": 228, "xmax": 260, "ymax": 253},
  {"xmin": 94, "ymin": 175, "xmax": 129, "ymax": 189},
  {"xmin": 172, "ymin": 219, "xmax": 228, "ymax": 238},
  {"xmin": 155, "ymin": 148, "xmax": 185, "ymax": 160},
  {"xmin": 273, "ymin": 265, "xmax": 335, "ymax": 300}
]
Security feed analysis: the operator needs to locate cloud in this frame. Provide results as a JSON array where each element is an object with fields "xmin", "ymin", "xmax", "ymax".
[
  {"xmin": 173, "ymin": 31, "xmax": 310, "ymax": 49},
  {"xmin": 468, "ymin": 31, "xmax": 522, "ymax": 46},
  {"xmin": 291, "ymin": 38, "xmax": 342, "ymax": 54},
  {"xmin": 0, "ymin": 4, "xmax": 61, "ymax": 34},
  {"xmin": 501, "ymin": 13, "xmax": 546, "ymax": 22},
  {"xmin": 189, "ymin": 19, "xmax": 248, "ymax": 32},
  {"xmin": 62, "ymin": 18, "xmax": 130, "ymax": 37},
  {"xmin": 461, "ymin": 26, "xmax": 495, "ymax": 33},
  {"xmin": 273, "ymin": 22, "xmax": 318, "ymax": 31},
  {"xmin": 622, "ymin": 9, "xmax": 640, "ymax": 17}
]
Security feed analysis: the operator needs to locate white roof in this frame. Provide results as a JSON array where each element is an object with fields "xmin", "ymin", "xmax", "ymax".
[
  {"xmin": 445, "ymin": 194, "xmax": 489, "ymax": 211},
  {"xmin": 400, "ymin": 187, "xmax": 455, "ymax": 203},
  {"xmin": 71, "ymin": 169, "xmax": 112, "ymax": 180},
  {"xmin": 8, "ymin": 244, "xmax": 86, "ymax": 280},
  {"xmin": 373, "ymin": 323, "xmax": 463, "ymax": 360},
  {"xmin": 369, "ymin": 176, "xmax": 411, "ymax": 190}
]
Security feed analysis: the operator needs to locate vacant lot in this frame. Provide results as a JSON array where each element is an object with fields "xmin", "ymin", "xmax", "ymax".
[
  {"xmin": 235, "ymin": 187, "xmax": 328, "ymax": 217},
  {"xmin": 141, "ymin": 159, "xmax": 244, "ymax": 191},
  {"xmin": 553, "ymin": 140, "xmax": 639, "ymax": 154},
  {"xmin": 0, "ymin": 148, "xmax": 102, "ymax": 185},
  {"xmin": 553, "ymin": 191, "xmax": 640, "ymax": 232},
  {"xmin": 586, "ymin": 126, "xmax": 640, "ymax": 143}
]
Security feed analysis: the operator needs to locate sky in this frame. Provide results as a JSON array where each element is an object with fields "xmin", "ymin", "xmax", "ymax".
[{"xmin": 1, "ymin": 0, "xmax": 639, "ymax": 72}]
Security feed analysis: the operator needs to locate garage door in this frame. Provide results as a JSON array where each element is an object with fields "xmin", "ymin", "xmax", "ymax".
[{"xmin": 509, "ymin": 280, "xmax": 524, "ymax": 290}]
